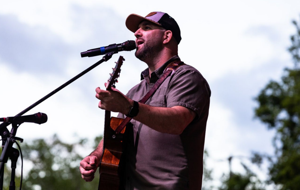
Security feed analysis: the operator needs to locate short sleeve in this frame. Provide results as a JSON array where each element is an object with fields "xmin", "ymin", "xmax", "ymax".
[{"xmin": 166, "ymin": 65, "xmax": 211, "ymax": 117}]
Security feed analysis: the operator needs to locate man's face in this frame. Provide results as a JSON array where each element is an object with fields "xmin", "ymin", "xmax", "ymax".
[{"xmin": 134, "ymin": 21, "xmax": 166, "ymax": 61}]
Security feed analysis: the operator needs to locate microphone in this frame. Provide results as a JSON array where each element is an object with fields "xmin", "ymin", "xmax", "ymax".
[
  {"xmin": 0, "ymin": 112, "xmax": 48, "ymax": 124},
  {"xmin": 81, "ymin": 40, "xmax": 136, "ymax": 57}
]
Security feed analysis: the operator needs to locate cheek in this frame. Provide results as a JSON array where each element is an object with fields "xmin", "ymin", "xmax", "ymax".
[{"xmin": 147, "ymin": 33, "xmax": 163, "ymax": 44}]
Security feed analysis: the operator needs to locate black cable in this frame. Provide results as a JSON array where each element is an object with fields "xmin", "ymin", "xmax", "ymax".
[{"xmin": 15, "ymin": 141, "xmax": 23, "ymax": 190}]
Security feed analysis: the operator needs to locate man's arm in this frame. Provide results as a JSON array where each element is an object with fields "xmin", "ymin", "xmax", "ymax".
[
  {"xmin": 96, "ymin": 87, "xmax": 195, "ymax": 135},
  {"xmin": 135, "ymin": 102, "xmax": 195, "ymax": 134}
]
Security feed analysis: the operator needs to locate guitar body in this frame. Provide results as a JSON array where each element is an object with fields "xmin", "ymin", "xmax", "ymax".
[{"xmin": 98, "ymin": 117, "xmax": 126, "ymax": 190}]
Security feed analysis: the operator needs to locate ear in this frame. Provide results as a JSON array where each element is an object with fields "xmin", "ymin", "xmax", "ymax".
[{"xmin": 163, "ymin": 30, "xmax": 173, "ymax": 44}]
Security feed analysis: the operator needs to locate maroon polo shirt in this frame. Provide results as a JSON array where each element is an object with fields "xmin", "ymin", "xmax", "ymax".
[{"xmin": 120, "ymin": 56, "xmax": 211, "ymax": 190}]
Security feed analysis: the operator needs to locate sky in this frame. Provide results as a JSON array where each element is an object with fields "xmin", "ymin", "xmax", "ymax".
[{"xmin": 0, "ymin": 0, "xmax": 300, "ymax": 188}]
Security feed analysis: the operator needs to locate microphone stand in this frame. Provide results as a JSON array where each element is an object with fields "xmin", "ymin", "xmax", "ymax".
[
  {"xmin": 0, "ymin": 52, "xmax": 115, "ymax": 190},
  {"xmin": 0, "ymin": 122, "xmax": 23, "ymax": 190}
]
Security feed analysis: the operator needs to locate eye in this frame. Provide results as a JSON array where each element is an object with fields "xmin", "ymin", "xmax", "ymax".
[{"xmin": 143, "ymin": 25, "xmax": 151, "ymax": 30}]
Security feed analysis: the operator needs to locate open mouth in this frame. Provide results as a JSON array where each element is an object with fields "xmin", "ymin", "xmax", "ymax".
[{"xmin": 136, "ymin": 39, "xmax": 144, "ymax": 48}]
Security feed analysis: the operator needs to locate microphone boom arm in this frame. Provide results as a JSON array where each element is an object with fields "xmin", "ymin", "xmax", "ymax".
[
  {"xmin": 0, "ymin": 52, "xmax": 114, "ymax": 133},
  {"xmin": 0, "ymin": 52, "xmax": 115, "ymax": 190}
]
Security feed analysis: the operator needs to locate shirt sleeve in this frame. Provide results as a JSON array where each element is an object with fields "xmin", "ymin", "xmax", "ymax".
[{"xmin": 166, "ymin": 65, "xmax": 211, "ymax": 117}]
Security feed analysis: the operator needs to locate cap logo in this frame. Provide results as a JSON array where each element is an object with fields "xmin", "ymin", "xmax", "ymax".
[{"xmin": 146, "ymin": 12, "xmax": 157, "ymax": 17}]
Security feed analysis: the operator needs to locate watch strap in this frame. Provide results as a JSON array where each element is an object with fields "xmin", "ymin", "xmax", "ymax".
[{"xmin": 126, "ymin": 101, "xmax": 139, "ymax": 118}]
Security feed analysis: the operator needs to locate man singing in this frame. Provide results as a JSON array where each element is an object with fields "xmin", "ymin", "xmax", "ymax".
[{"xmin": 80, "ymin": 11, "xmax": 211, "ymax": 190}]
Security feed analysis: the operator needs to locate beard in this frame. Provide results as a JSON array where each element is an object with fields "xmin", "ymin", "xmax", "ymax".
[{"xmin": 135, "ymin": 39, "xmax": 163, "ymax": 62}]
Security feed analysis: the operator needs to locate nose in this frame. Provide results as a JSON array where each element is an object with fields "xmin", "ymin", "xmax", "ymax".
[{"xmin": 134, "ymin": 28, "xmax": 142, "ymax": 38}]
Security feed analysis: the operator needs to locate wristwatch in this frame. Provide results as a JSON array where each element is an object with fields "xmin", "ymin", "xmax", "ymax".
[{"xmin": 126, "ymin": 101, "xmax": 139, "ymax": 118}]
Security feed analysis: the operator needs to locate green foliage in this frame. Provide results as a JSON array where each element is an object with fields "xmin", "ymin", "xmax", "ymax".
[
  {"xmin": 16, "ymin": 134, "xmax": 213, "ymax": 190},
  {"xmin": 1, "ymin": 128, "xmax": 213, "ymax": 190},
  {"xmin": 289, "ymin": 20, "xmax": 300, "ymax": 67},
  {"xmin": 218, "ymin": 155, "xmax": 266, "ymax": 190},
  {"xmin": 269, "ymin": 149, "xmax": 300, "ymax": 189},
  {"xmin": 1, "ymin": 159, "xmax": 21, "ymax": 190},
  {"xmin": 254, "ymin": 17, "xmax": 300, "ymax": 189},
  {"xmin": 202, "ymin": 150, "xmax": 214, "ymax": 190},
  {"xmin": 20, "ymin": 134, "xmax": 101, "ymax": 190},
  {"xmin": 219, "ymin": 172, "xmax": 252, "ymax": 190},
  {"xmin": 219, "ymin": 167, "xmax": 264, "ymax": 190}
]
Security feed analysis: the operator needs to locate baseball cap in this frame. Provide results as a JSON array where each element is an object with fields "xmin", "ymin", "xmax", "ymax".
[{"xmin": 126, "ymin": 11, "xmax": 182, "ymax": 44}]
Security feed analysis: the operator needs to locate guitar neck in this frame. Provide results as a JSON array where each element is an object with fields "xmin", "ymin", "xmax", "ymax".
[{"xmin": 104, "ymin": 110, "xmax": 111, "ymax": 129}]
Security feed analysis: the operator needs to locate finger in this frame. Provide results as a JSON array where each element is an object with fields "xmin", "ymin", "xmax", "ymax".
[
  {"xmin": 95, "ymin": 89, "xmax": 105, "ymax": 100},
  {"xmin": 95, "ymin": 88, "xmax": 109, "ymax": 98},
  {"xmin": 95, "ymin": 87, "xmax": 101, "ymax": 93},
  {"xmin": 81, "ymin": 172, "xmax": 95, "ymax": 182},
  {"xmin": 80, "ymin": 166, "xmax": 96, "ymax": 175},
  {"xmin": 80, "ymin": 162, "xmax": 91, "ymax": 170},
  {"xmin": 80, "ymin": 157, "xmax": 95, "ymax": 170},
  {"xmin": 82, "ymin": 174, "xmax": 95, "ymax": 182},
  {"xmin": 98, "ymin": 101, "xmax": 104, "ymax": 109},
  {"xmin": 110, "ymin": 86, "xmax": 116, "ymax": 91},
  {"xmin": 89, "ymin": 156, "xmax": 98, "ymax": 166},
  {"xmin": 95, "ymin": 88, "xmax": 101, "ymax": 99},
  {"xmin": 80, "ymin": 166, "xmax": 96, "ymax": 180},
  {"xmin": 80, "ymin": 166, "xmax": 96, "ymax": 179}
]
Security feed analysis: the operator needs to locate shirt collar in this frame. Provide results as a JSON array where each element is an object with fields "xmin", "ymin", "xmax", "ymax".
[{"xmin": 140, "ymin": 55, "xmax": 180, "ymax": 83}]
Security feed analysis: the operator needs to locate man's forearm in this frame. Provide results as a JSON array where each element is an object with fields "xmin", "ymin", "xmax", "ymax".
[
  {"xmin": 131, "ymin": 101, "xmax": 195, "ymax": 135},
  {"xmin": 89, "ymin": 139, "xmax": 104, "ymax": 159}
]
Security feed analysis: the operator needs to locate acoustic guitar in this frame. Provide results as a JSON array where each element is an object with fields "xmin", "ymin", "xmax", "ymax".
[{"xmin": 98, "ymin": 56, "xmax": 127, "ymax": 190}]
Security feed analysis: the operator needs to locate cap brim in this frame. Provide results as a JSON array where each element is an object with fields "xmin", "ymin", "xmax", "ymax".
[{"xmin": 126, "ymin": 13, "xmax": 162, "ymax": 33}]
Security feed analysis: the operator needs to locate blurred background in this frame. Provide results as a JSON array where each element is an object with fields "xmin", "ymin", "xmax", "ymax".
[{"xmin": 0, "ymin": 0, "xmax": 300, "ymax": 189}]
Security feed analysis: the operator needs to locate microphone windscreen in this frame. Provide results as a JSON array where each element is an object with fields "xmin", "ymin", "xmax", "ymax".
[
  {"xmin": 35, "ymin": 112, "xmax": 48, "ymax": 124},
  {"xmin": 123, "ymin": 40, "xmax": 136, "ymax": 51}
]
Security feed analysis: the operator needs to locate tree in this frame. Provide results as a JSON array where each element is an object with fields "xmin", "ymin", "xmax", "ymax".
[
  {"xmin": 219, "ymin": 172, "xmax": 252, "ymax": 190},
  {"xmin": 20, "ymin": 134, "xmax": 100, "ymax": 190},
  {"xmin": 254, "ymin": 16, "xmax": 300, "ymax": 189},
  {"xmin": 218, "ymin": 155, "xmax": 265, "ymax": 190},
  {"xmin": 15, "ymin": 134, "xmax": 214, "ymax": 190},
  {"xmin": 202, "ymin": 150, "xmax": 214, "ymax": 190}
]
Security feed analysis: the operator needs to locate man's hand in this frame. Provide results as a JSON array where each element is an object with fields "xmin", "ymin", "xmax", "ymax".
[
  {"xmin": 80, "ymin": 155, "xmax": 100, "ymax": 182},
  {"xmin": 95, "ymin": 86, "xmax": 132, "ymax": 115}
]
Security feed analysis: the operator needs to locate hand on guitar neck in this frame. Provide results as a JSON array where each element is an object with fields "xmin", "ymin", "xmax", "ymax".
[
  {"xmin": 95, "ymin": 86, "xmax": 133, "ymax": 115},
  {"xmin": 95, "ymin": 56, "xmax": 132, "ymax": 115}
]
